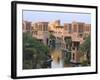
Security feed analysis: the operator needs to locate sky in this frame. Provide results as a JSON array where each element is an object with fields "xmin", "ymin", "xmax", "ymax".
[{"xmin": 23, "ymin": 10, "xmax": 91, "ymax": 25}]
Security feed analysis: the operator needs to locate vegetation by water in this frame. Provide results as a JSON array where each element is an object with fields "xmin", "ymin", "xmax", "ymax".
[
  {"xmin": 23, "ymin": 32, "xmax": 91, "ymax": 69},
  {"xmin": 23, "ymin": 32, "xmax": 51, "ymax": 69},
  {"xmin": 79, "ymin": 35, "xmax": 91, "ymax": 66}
]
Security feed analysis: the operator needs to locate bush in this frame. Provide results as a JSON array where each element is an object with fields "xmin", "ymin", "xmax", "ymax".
[{"xmin": 81, "ymin": 60, "xmax": 88, "ymax": 66}]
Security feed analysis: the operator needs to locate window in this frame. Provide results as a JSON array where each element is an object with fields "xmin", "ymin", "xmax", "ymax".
[
  {"xmin": 68, "ymin": 24, "xmax": 72, "ymax": 33},
  {"xmin": 78, "ymin": 23, "xmax": 84, "ymax": 33}
]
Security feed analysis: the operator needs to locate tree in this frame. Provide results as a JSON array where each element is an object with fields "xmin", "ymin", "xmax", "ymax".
[
  {"xmin": 64, "ymin": 37, "xmax": 72, "ymax": 50},
  {"xmin": 79, "ymin": 35, "xmax": 91, "ymax": 65},
  {"xmin": 64, "ymin": 37, "xmax": 72, "ymax": 64},
  {"xmin": 23, "ymin": 48, "xmax": 37, "ymax": 69},
  {"xmin": 49, "ymin": 34, "xmax": 56, "ymax": 49},
  {"xmin": 23, "ymin": 32, "xmax": 50, "ymax": 69}
]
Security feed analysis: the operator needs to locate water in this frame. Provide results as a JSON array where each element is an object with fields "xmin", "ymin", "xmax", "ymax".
[
  {"xmin": 51, "ymin": 49, "xmax": 64, "ymax": 68},
  {"xmin": 51, "ymin": 59, "xmax": 63, "ymax": 68}
]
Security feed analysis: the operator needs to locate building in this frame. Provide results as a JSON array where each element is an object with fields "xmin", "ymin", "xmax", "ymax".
[
  {"xmin": 48, "ymin": 20, "xmax": 91, "ymax": 63},
  {"xmin": 22, "ymin": 21, "xmax": 32, "ymax": 33},
  {"xmin": 31, "ymin": 22, "xmax": 49, "ymax": 44},
  {"xmin": 22, "ymin": 20, "xmax": 91, "ymax": 63}
]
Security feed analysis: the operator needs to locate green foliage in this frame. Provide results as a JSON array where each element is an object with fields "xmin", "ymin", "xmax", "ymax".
[
  {"xmin": 49, "ymin": 34, "xmax": 56, "ymax": 49},
  {"xmin": 64, "ymin": 37, "xmax": 72, "ymax": 47},
  {"xmin": 79, "ymin": 35, "xmax": 91, "ymax": 65},
  {"xmin": 81, "ymin": 60, "xmax": 89, "ymax": 66},
  {"xmin": 64, "ymin": 52, "xmax": 71, "ymax": 64},
  {"xmin": 79, "ymin": 35, "xmax": 90, "ymax": 53},
  {"xmin": 64, "ymin": 37, "xmax": 72, "ymax": 64},
  {"xmin": 49, "ymin": 33, "xmax": 56, "ymax": 39},
  {"xmin": 23, "ymin": 32, "xmax": 50, "ymax": 69},
  {"xmin": 23, "ymin": 48, "xmax": 36, "ymax": 60},
  {"xmin": 64, "ymin": 37, "xmax": 72, "ymax": 51},
  {"xmin": 23, "ymin": 60, "xmax": 33, "ymax": 69}
]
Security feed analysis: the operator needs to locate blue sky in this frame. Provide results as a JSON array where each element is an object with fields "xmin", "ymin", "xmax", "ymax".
[{"xmin": 23, "ymin": 10, "xmax": 91, "ymax": 25}]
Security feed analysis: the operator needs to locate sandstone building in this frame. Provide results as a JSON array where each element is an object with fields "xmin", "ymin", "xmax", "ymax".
[{"xmin": 23, "ymin": 20, "xmax": 91, "ymax": 64}]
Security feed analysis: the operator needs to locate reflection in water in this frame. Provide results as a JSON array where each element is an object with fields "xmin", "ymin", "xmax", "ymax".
[
  {"xmin": 51, "ymin": 59, "xmax": 63, "ymax": 68},
  {"xmin": 51, "ymin": 49, "xmax": 64, "ymax": 68}
]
